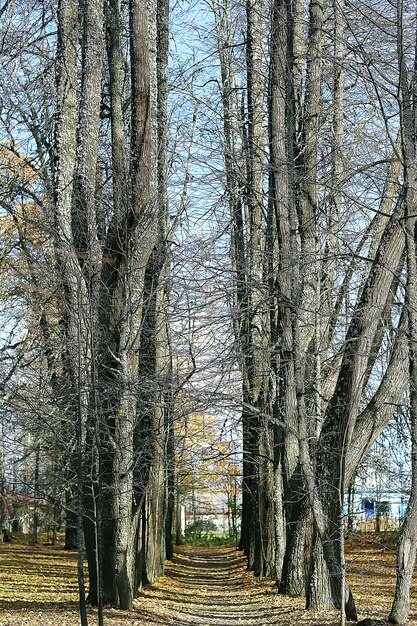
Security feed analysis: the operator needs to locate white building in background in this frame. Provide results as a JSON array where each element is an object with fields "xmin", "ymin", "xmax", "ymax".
[
  {"xmin": 346, "ymin": 491, "xmax": 408, "ymax": 530},
  {"xmin": 346, "ymin": 419, "xmax": 412, "ymax": 530},
  {"xmin": 184, "ymin": 488, "xmax": 241, "ymax": 533},
  {"xmin": 346, "ymin": 467, "xmax": 409, "ymax": 530}
]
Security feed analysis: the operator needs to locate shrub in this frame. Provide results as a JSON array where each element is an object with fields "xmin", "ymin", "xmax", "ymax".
[{"xmin": 185, "ymin": 519, "xmax": 217, "ymax": 535}]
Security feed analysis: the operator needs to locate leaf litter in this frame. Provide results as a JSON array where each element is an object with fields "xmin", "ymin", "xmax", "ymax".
[{"xmin": 0, "ymin": 534, "xmax": 416, "ymax": 625}]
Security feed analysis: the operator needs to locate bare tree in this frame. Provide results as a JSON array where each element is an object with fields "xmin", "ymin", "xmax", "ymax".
[
  {"xmin": 53, "ymin": 0, "xmax": 170, "ymax": 610},
  {"xmin": 388, "ymin": 2, "xmax": 417, "ymax": 622}
]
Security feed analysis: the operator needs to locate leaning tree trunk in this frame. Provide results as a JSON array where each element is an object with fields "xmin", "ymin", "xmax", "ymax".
[
  {"xmin": 308, "ymin": 193, "xmax": 405, "ymax": 618},
  {"xmin": 389, "ymin": 213, "xmax": 417, "ymax": 624},
  {"xmin": 266, "ymin": 0, "xmax": 409, "ymax": 613},
  {"xmin": 388, "ymin": 14, "xmax": 417, "ymax": 620}
]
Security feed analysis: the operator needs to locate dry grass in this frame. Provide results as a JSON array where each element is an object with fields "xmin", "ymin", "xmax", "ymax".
[{"xmin": 0, "ymin": 533, "xmax": 416, "ymax": 625}]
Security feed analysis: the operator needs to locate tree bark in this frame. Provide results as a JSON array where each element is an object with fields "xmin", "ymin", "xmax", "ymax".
[
  {"xmin": 388, "ymin": 184, "xmax": 417, "ymax": 626},
  {"xmin": 388, "ymin": 10, "xmax": 417, "ymax": 619},
  {"xmin": 54, "ymin": 0, "xmax": 166, "ymax": 610}
]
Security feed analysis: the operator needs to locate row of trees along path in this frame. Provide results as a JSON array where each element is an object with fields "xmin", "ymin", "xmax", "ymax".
[
  {"xmin": 113, "ymin": 543, "xmax": 417, "ymax": 626},
  {"xmin": 3, "ymin": 0, "xmax": 417, "ymax": 625},
  {"xmin": 132, "ymin": 546, "xmax": 343, "ymax": 625}
]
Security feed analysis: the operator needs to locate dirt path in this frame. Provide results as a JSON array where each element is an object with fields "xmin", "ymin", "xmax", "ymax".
[
  {"xmin": 0, "ymin": 543, "xmax": 339, "ymax": 626},
  {"xmin": 2, "ymin": 540, "xmax": 412, "ymax": 625},
  {"xmin": 130, "ymin": 547, "xmax": 340, "ymax": 626}
]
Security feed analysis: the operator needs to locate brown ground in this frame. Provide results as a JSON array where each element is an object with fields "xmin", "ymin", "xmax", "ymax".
[{"xmin": 0, "ymin": 534, "xmax": 416, "ymax": 625}]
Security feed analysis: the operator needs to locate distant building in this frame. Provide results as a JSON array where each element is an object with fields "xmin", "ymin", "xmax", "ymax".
[
  {"xmin": 345, "ymin": 489, "xmax": 408, "ymax": 530},
  {"xmin": 184, "ymin": 489, "xmax": 241, "ymax": 533}
]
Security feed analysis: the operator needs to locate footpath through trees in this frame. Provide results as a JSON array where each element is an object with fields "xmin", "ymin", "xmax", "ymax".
[
  {"xmin": 1, "ymin": 539, "xmax": 416, "ymax": 625},
  {"xmin": 136, "ymin": 546, "xmax": 339, "ymax": 625}
]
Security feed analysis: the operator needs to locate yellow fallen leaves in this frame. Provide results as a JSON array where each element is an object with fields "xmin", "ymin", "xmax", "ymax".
[{"xmin": 0, "ymin": 534, "xmax": 416, "ymax": 625}]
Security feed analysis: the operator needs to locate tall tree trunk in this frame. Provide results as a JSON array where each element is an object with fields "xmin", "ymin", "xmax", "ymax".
[
  {"xmin": 388, "ymin": 178, "xmax": 417, "ymax": 625},
  {"xmin": 55, "ymin": 0, "xmax": 166, "ymax": 609},
  {"xmin": 64, "ymin": 495, "xmax": 78, "ymax": 550},
  {"xmin": 388, "ymin": 9, "xmax": 417, "ymax": 619},
  {"xmin": 269, "ymin": 0, "xmax": 299, "ymax": 590},
  {"xmin": 109, "ymin": 0, "xmax": 159, "ymax": 608},
  {"xmin": 54, "ymin": 5, "xmax": 89, "ymax": 621},
  {"xmin": 74, "ymin": 0, "xmax": 106, "ymax": 605},
  {"xmin": 246, "ymin": 0, "xmax": 275, "ymax": 578},
  {"xmin": 30, "ymin": 445, "xmax": 40, "ymax": 547}
]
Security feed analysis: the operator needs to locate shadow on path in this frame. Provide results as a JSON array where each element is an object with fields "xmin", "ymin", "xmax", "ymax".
[{"xmin": 134, "ymin": 546, "xmax": 339, "ymax": 625}]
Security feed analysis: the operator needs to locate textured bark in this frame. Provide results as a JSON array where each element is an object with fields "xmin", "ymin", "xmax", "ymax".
[
  {"xmin": 107, "ymin": 0, "xmax": 159, "ymax": 608},
  {"xmin": 388, "ymin": 13, "xmax": 417, "ymax": 619},
  {"xmin": 272, "ymin": 454, "xmax": 285, "ymax": 581},
  {"xmin": 135, "ymin": 252, "xmax": 169, "ymax": 586},
  {"xmin": 297, "ymin": 0, "xmax": 322, "ymax": 356},
  {"xmin": 257, "ymin": 428, "xmax": 275, "ymax": 578},
  {"xmin": 244, "ymin": 0, "xmax": 272, "ymax": 577},
  {"xmin": 165, "ymin": 407, "xmax": 175, "ymax": 560},
  {"xmin": 157, "ymin": 0, "xmax": 172, "ymax": 566},
  {"xmin": 75, "ymin": 0, "xmax": 106, "ymax": 608},
  {"xmin": 280, "ymin": 502, "xmax": 309, "ymax": 597},
  {"xmin": 73, "ymin": 0, "xmax": 104, "ymax": 276},
  {"xmin": 307, "ymin": 529, "xmax": 332, "ymax": 611},
  {"xmin": 322, "ymin": 0, "xmax": 344, "ymax": 355},
  {"xmin": 54, "ymin": 0, "xmax": 166, "ymax": 610},
  {"xmin": 213, "ymin": 0, "xmax": 272, "ymax": 573},
  {"xmin": 245, "ymin": 0, "xmax": 274, "ymax": 579},
  {"xmin": 105, "ymin": 0, "xmax": 129, "ymax": 249},
  {"xmin": 139, "ymin": 0, "xmax": 171, "ymax": 585},
  {"xmin": 388, "ymin": 196, "xmax": 417, "ymax": 626},
  {"xmin": 265, "ymin": 0, "xmax": 409, "ymax": 614},
  {"xmin": 269, "ymin": 0, "xmax": 301, "ymax": 591},
  {"xmin": 64, "ymin": 506, "xmax": 78, "ymax": 550},
  {"xmin": 54, "ymin": 3, "xmax": 89, "ymax": 620}
]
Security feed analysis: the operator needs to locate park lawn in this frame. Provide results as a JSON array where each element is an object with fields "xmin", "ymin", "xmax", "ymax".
[{"xmin": 0, "ymin": 532, "xmax": 416, "ymax": 625}]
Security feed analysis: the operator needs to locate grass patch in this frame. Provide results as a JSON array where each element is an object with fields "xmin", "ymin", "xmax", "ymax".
[{"xmin": 184, "ymin": 532, "xmax": 238, "ymax": 547}]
